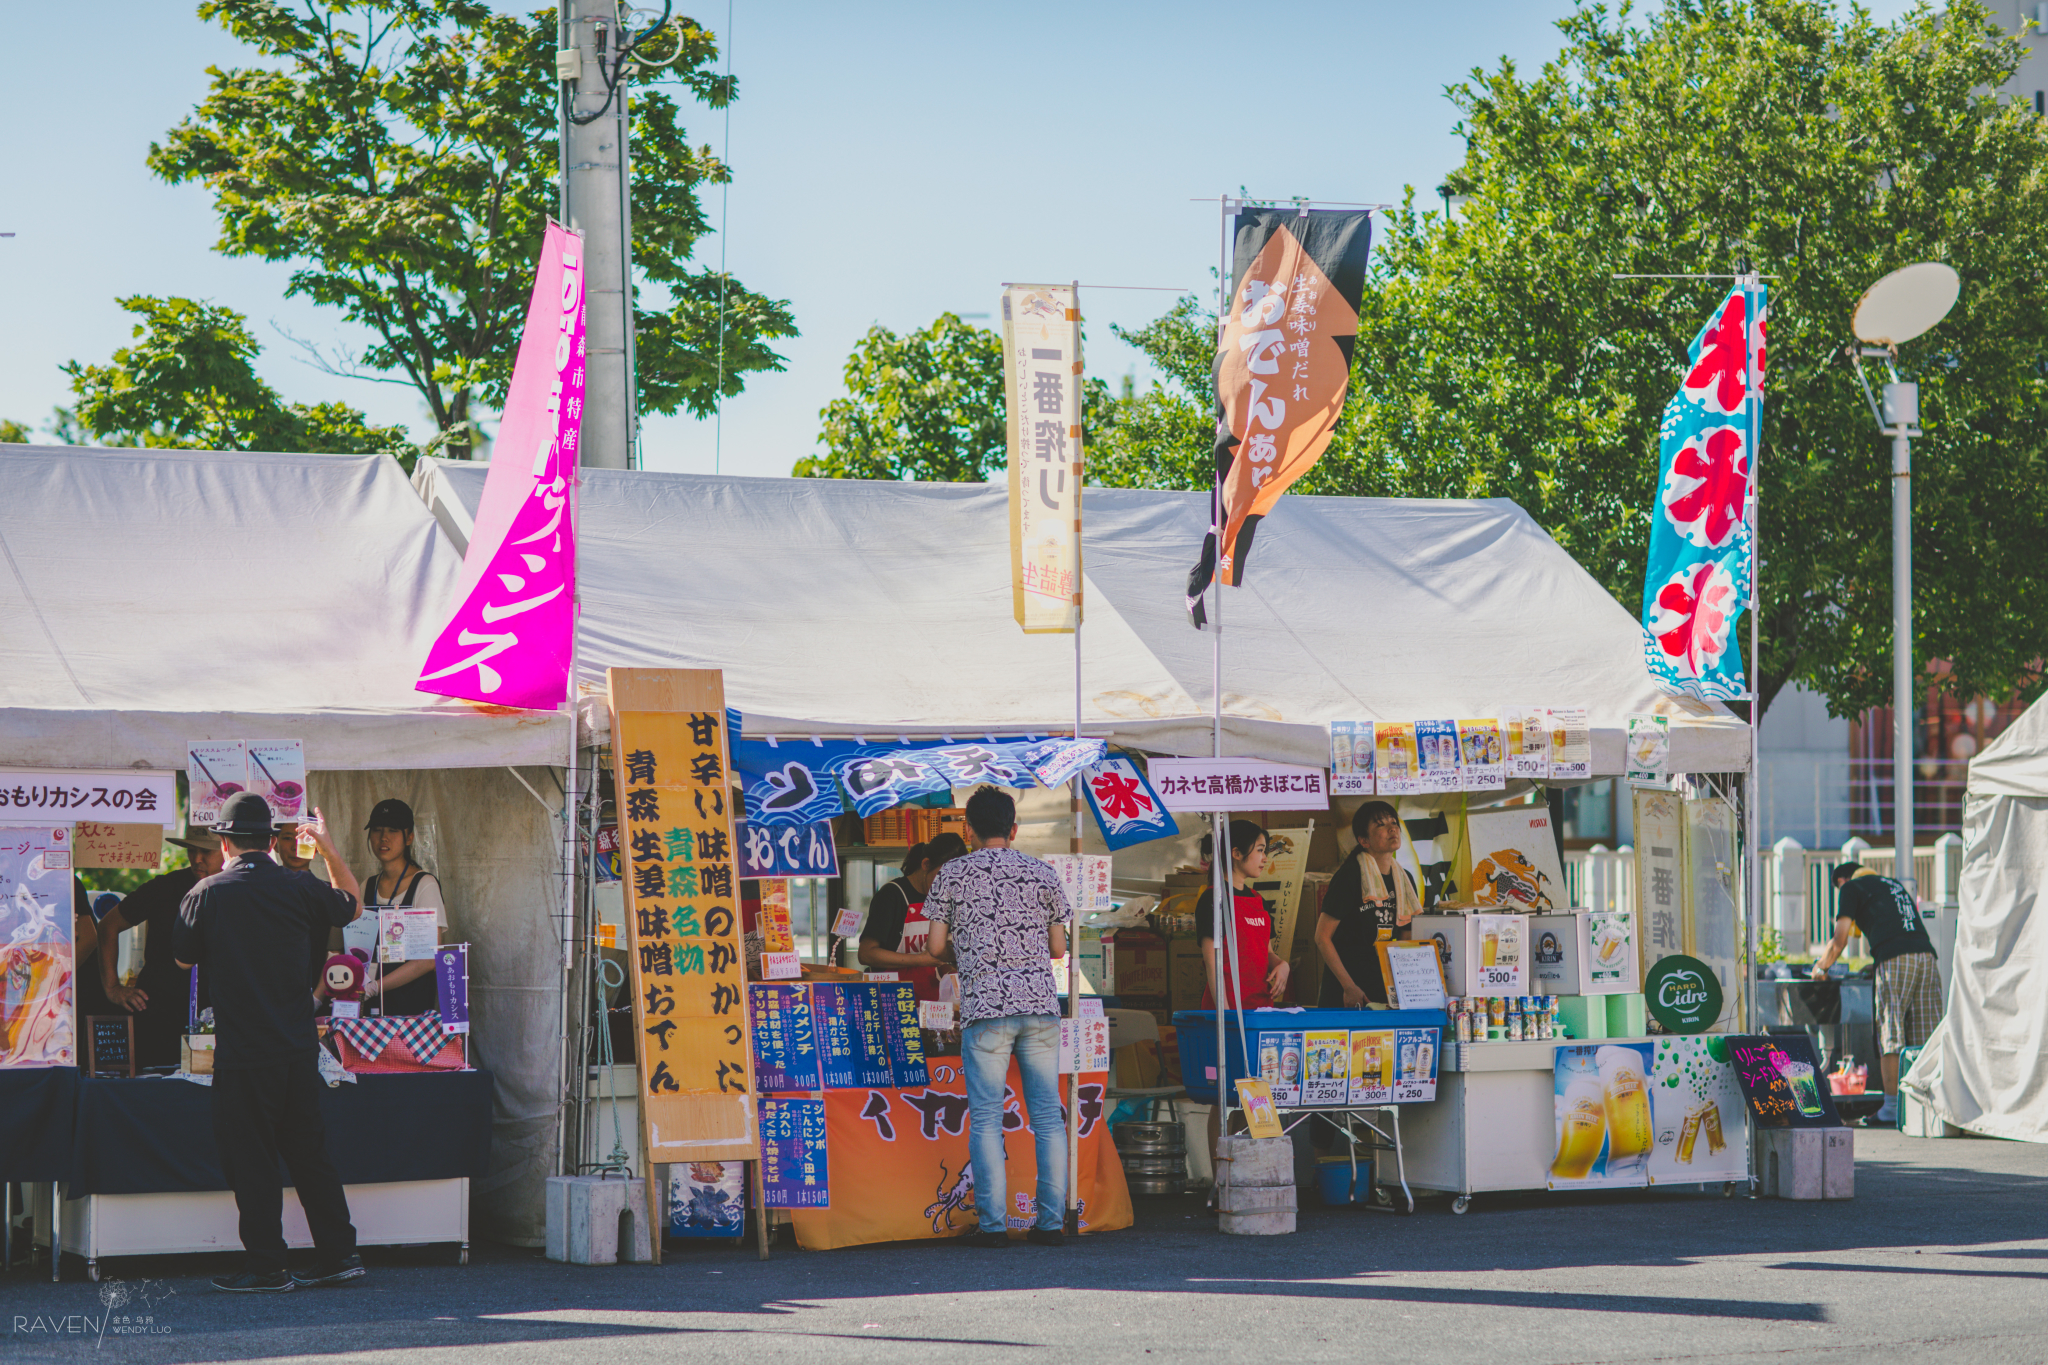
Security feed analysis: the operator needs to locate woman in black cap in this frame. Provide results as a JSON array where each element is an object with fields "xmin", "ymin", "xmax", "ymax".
[{"xmin": 324, "ymin": 798, "xmax": 447, "ymax": 1016}]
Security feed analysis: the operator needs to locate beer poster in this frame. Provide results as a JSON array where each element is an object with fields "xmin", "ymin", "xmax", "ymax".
[
  {"xmin": 1548, "ymin": 707, "xmax": 1593, "ymax": 781},
  {"xmin": 1374, "ymin": 722, "xmax": 1419, "ymax": 796},
  {"xmin": 1549, "ymin": 1042, "xmax": 1654, "ymax": 1190},
  {"xmin": 1347, "ymin": 1029, "xmax": 1394, "ymax": 1106},
  {"xmin": 1646, "ymin": 1036, "xmax": 1746, "ymax": 1184},
  {"xmin": 1002, "ymin": 284, "xmax": 1083, "ymax": 634},
  {"xmin": 1503, "ymin": 708, "xmax": 1551, "ymax": 780},
  {"xmin": 1414, "ymin": 719, "xmax": 1462, "ymax": 794},
  {"xmin": 1329, "ymin": 720, "xmax": 1375, "ymax": 795}
]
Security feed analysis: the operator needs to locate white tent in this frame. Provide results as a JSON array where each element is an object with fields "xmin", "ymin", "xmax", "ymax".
[
  {"xmin": 1906, "ymin": 693, "xmax": 2048, "ymax": 1141},
  {"xmin": 415, "ymin": 459, "xmax": 1751, "ymax": 774},
  {"xmin": 0, "ymin": 444, "xmax": 571, "ymax": 1242}
]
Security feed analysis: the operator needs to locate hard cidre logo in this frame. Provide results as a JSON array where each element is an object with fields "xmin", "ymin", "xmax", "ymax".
[{"xmin": 1645, "ymin": 954, "xmax": 1723, "ymax": 1034}]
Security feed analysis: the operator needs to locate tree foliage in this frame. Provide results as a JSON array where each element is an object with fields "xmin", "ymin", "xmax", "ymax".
[
  {"xmin": 61, "ymin": 295, "xmax": 416, "ymax": 461},
  {"xmin": 797, "ymin": 314, "xmax": 1010, "ymax": 482},
  {"xmin": 150, "ymin": 1, "xmax": 795, "ymax": 456},
  {"xmin": 1091, "ymin": 0, "xmax": 2048, "ymax": 719}
]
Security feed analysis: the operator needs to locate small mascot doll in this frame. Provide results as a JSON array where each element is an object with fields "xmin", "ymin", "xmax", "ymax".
[{"xmin": 323, "ymin": 953, "xmax": 366, "ymax": 1018}]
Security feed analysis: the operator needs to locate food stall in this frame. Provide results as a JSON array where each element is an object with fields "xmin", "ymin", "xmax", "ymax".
[{"xmin": 0, "ymin": 444, "xmax": 572, "ymax": 1276}]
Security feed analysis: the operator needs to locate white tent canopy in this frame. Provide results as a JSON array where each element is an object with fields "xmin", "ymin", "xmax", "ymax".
[
  {"xmin": 0, "ymin": 444, "xmax": 565, "ymax": 771},
  {"xmin": 416, "ymin": 459, "xmax": 1749, "ymax": 775},
  {"xmin": 1908, "ymin": 693, "xmax": 2048, "ymax": 1141}
]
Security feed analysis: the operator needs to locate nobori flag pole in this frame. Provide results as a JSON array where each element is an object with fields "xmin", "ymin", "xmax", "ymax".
[
  {"xmin": 1742, "ymin": 269, "xmax": 1762, "ymax": 1039},
  {"xmin": 1066, "ymin": 280, "xmax": 1085, "ymax": 1237},
  {"xmin": 1211, "ymin": 194, "xmax": 1231, "ymax": 1142}
]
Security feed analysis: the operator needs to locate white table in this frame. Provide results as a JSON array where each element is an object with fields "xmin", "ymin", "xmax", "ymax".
[{"xmin": 33, "ymin": 1177, "xmax": 468, "ymax": 1281}]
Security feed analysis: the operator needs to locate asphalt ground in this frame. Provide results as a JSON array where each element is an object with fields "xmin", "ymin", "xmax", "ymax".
[{"xmin": 6, "ymin": 1127, "xmax": 2048, "ymax": 1365}]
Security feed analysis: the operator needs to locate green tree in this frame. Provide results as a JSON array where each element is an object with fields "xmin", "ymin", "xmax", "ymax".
[
  {"xmin": 62, "ymin": 295, "xmax": 416, "ymax": 462},
  {"xmin": 797, "ymin": 314, "xmax": 1009, "ymax": 482},
  {"xmin": 151, "ymin": 1, "xmax": 795, "ymax": 457},
  {"xmin": 1095, "ymin": 0, "xmax": 2048, "ymax": 720}
]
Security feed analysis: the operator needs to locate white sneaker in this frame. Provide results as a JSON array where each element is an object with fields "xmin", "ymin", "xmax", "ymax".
[{"xmin": 1873, "ymin": 1100, "xmax": 1898, "ymax": 1125}]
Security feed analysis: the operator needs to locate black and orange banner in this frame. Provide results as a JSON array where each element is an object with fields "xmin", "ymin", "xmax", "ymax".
[
  {"xmin": 1188, "ymin": 207, "xmax": 1373, "ymax": 625},
  {"xmin": 609, "ymin": 668, "xmax": 756, "ymax": 1167},
  {"xmin": 785, "ymin": 1060, "xmax": 1132, "ymax": 1251}
]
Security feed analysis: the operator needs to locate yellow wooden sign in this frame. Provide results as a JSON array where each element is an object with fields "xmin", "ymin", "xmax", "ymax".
[{"xmin": 608, "ymin": 669, "xmax": 756, "ymax": 1173}]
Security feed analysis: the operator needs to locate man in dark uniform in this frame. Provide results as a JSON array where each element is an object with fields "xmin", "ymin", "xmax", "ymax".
[
  {"xmin": 95, "ymin": 829, "xmax": 225, "ymax": 1069},
  {"xmin": 1813, "ymin": 861, "xmax": 1941, "ymax": 1126},
  {"xmin": 173, "ymin": 794, "xmax": 365, "ymax": 1293}
]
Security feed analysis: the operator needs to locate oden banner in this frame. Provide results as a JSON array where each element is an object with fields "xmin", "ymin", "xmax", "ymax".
[{"xmin": 1188, "ymin": 208, "xmax": 1373, "ymax": 625}]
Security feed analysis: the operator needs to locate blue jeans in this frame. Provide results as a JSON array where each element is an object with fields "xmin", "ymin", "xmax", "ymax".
[{"xmin": 961, "ymin": 1014, "xmax": 1066, "ymax": 1234}]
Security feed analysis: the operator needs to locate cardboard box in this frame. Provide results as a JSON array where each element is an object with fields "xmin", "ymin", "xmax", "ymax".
[
  {"xmin": 181, "ymin": 1034, "xmax": 216, "ymax": 1076},
  {"xmin": 1170, "ymin": 938, "xmax": 1210, "ymax": 1013},
  {"xmin": 1762, "ymin": 1127, "xmax": 1852, "ymax": 1200},
  {"xmin": 1410, "ymin": 913, "xmax": 1530, "ymax": 997},
  {"xmin": 1076, "ymin": 927, "xmax": 1114, "ymax": 995},
  {"xmin": 1113, "ymin": 930, "xmax": 1169, "ymax": 1002},
  {"xmin": 1530, "ymin": 912, "xmax": 1641, "ymax": 996}
]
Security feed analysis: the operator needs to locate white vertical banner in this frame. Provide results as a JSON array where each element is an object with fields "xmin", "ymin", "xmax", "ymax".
[{"xmin": 1003, "ymin": 284, "xmax": 1082, "ymax": 633}]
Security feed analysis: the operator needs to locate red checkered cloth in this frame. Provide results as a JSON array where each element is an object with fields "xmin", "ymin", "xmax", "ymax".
[{"xmin": 330, "ymin": 1010, "xmax": 449, "ymax": 1064}]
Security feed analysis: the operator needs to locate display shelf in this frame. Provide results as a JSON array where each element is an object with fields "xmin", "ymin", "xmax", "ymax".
[{"xmin": 1451, "ymin": 1040, "xmax": 1559, "ymax": 1072}]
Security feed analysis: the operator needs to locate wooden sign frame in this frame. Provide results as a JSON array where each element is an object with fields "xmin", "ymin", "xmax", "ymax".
[{"xmin": 85, "ymin": 1014, "xmax": 136, "ymax": 1077}]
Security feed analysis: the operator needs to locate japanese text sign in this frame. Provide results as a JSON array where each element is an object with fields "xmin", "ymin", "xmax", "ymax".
[
  {"xmin": 418, "ymin": 222, "xmax": 585, "ymax": 709},
  {"xmin": 609, "ymin": 668, "xmax": 755, "ymax": 1162},
  {"xmin": 1003, "ymin": 284, "xmax": 1083, "ymax": 634},
  {"xmin": 0, "ymin": 770, "xmax": 176, "ymax": 830},
  {"xmin": 736, "ymin": 818, "xmax": 840, "ymax": 879},
  {"xmin": 759, "ymin": 1097, "xmax": 830, "ymax": 1208},
  {"xmin": 72, "ymin": 822, "xmax": 163, "ymax": 870},
  {"xmin": 1081, "ymin": 756, "xmax": 1175, "ymax": 850},
  {"xmin": 1147, "ymin": 758, "xmax": 1328, "ymax": 812},
  {"xmin": 750, "ymin": 983, "xmax": 822, "ymax": 1092}
]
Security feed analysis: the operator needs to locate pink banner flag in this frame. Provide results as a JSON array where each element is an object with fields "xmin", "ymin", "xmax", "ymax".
[{"xmin": 416, "ymin": 223, "xmax": 587, "ymax": 709}]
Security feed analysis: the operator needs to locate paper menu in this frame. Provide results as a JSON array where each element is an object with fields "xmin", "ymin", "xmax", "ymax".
[
  {"xmin": 1381, "ymin": 940, "xmax": 1448, "ymax": 1010},
  {"xmin": 378, "ymin": 907, "xmax": 438, "ymax": 963},
  {"xmin": 1505, "ymin": 709, "xmax": 1551, "ymax": 780},
  {"xmin": 1457, "ymin": 719, "xmax": 1506, "ymax": 790},
  {"xmin": 1301, "ymin": 1028, "xmax": 1351, "ymax": 1106},
  {"xmin": 1059, "ymin": 1016, "xmax": 1111, "ymax": 1073},
  {"xmin": 1626, "ymin": 713, "xmax": 1671, "ymax": 786},
  {"xmin": 186, "ymin": 742, "xmax": 248, "ymax": 828},
  {"xmin": 1548, "ymin": 707, "xmax": 1592, "ymax": 781},
  {"xmin": 1045, "ymin": 854, "xmax": 1113, "ymax": 918},
  {"xmin": 1329, "ymin": 720, "xmax": 1376, "ymax": 795},
  {"xmin": 1347, "ymin": 1029, "xmax": 1395, "ymax": 1105},
  {"xmin": 1260, "ymin": 1030, "xmax": 1304, "ymax": 1106},
  {"xmin": 1414, "ymin": 719, "xmax": 1462, "ymax": 794},
  {"xmin": 1374, "ymin": 723, "xmax": 1419, "ymax": 796},
  {"xmin": 244, "ymin": 739, "xmax": 306, "ymax": 821}
]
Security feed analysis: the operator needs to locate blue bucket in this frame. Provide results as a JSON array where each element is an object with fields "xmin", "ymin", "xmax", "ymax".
[{"xmin": 1316, "ymin": 1157, "xmax": 1372, "ymax": 1206}]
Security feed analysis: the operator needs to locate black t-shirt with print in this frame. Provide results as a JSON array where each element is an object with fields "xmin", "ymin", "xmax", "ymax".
[
  {"xmin": 1837, "ymin": 873, "xmax": 1934, "ymax": 964},
  {"xmin": 1318, "ymin": 852, "xmax": 1415, "ymax": 1005}
]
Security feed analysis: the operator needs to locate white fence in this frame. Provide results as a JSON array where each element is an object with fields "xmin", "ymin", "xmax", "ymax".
[{"xmin": 1562, "ymin": 845, "xmax": 1636, "ymax": 918}]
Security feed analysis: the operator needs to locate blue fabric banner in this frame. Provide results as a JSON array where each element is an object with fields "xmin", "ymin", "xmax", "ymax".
[
  {"xmin": 1641, "ymin": 283, "xmax": 1764, "ymax": 701},
  {"xmin": 1081, "ymin": 756, "xmax": 1178, "ymax": 851},
  {"xmin": 732, "ymin": 735, "xmax": 1066, "ymax": 826}
]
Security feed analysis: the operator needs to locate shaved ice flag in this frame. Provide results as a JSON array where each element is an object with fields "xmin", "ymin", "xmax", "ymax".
[
  {"xmin": 1641, "ymin": 282, "xmax": 1764, "ymax": 701},
  {"xmin": 417, "ymin": 223, "xmax": 587, "ymax": 709}
]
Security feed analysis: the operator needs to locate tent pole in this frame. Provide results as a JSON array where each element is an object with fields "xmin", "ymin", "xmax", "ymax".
[
  {"xmin": 1067, "ymin": 281, "xmax": 1084, "ymax": 1236},
  {"xmin": 1212, "ymin": 193, "xmax": 1231, "ymax": 1149},
  {"xmin": 1744, "ymin": 272, "xmax": 1762, "ymax": 1039}
]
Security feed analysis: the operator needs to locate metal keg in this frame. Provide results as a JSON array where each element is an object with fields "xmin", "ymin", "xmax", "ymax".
[{"xmin": 1126, "ymin": 1176, "xmax": 1189, "ymax": 1196}]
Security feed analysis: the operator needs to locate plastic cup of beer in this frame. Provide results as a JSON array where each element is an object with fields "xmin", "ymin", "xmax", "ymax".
[
  {"xmin": 1553, "ymin": 1073, "xmax": 1607, "ymax": 1180},
  {"xmin": 1596, "ymin": 1045, "xmax": 1654, "ymax": 1175}
]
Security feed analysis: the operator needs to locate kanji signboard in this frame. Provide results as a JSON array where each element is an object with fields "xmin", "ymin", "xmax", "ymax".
[
  {"xmin": 1003, "ymin": 284, "xmax": 1083, "ymax": 634},
  {"xmin": 1147, "ymin": 758, "xmax": 1328, "ymax": 812},
  {"xmin": 609, "ymin": 668, "xmax": 756, "ymax": 1176}
]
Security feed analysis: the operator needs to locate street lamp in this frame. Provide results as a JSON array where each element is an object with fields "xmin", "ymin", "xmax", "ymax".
[{"xmin": 1847, "ymin": 262, "xmax": 1960, "ymax": 895}]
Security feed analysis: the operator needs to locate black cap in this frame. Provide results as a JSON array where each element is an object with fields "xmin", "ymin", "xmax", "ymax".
[
  {"xmin": 1831, "ymin": 861, "xmax": 1863, "ymax": 886},
  {"xmin": 366, "ymin": 798, "xmax": 415, "ymax": 832},
  {"xmin": 211, "ymin": 791, "xmax": 280, "ymax": 837}
]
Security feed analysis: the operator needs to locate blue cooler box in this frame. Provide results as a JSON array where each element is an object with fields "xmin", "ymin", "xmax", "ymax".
[{"xmin": 1174, "ymin": 1008, "xmax": 1448, "ymax": 1107}]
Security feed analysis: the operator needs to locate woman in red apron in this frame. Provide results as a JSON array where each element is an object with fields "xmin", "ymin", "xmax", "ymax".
[
  {"xmin": 856, "ymin": 833, "xmax": 968, "ymax": 1001},
  {"xmin": 1196, "ymin": 820, "xmax": 1289, "ymax": 1011}
]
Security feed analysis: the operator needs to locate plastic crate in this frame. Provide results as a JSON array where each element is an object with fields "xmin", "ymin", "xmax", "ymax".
[{"xmin": 1173, "ymin": 1008, "xmax": 1449, "ymax": 1105}]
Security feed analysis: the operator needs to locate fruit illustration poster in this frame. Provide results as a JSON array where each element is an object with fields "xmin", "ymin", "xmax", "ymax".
[{"xmin": 0, "ymin": 826, "xmax": 76, "ymax": 1068}]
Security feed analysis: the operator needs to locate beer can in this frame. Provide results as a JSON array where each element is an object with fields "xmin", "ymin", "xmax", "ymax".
[
  {"xmin": 1506, "ymin": 1013, "xmax": 1523, "ymax": 1042},
  {"xmin": 1488, "ymin": 996, "xmax": 1506, "ymax": 1026},
  {"xmin": 1456, "ymin": 1010, "xmax": 1473, "ymax": 1044}
]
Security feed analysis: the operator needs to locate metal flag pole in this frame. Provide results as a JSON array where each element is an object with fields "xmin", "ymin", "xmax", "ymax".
[
  {"xmin": 1212, "ymin": 195, "xmax": 1231, "ymax": 1147},
  {"xmin": 1067, "ymin": 280, "xmax": 1084, "ymax": 1236}
]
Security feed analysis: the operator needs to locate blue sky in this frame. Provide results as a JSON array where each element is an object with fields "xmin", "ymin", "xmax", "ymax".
[{"xmin": 0, "ymin": 0, "xmax": 1922, "ymax": 478}]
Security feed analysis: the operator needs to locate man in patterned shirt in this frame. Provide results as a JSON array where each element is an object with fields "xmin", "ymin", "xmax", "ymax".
[{"xmin": 924, "ymin": 785, "xmax": 1070, "ymax": 1247}]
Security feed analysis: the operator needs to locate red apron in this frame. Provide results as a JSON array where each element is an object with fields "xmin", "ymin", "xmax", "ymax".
[
  {"xmin": 1200, "ymin": 889, "xmax": 1276, "ymax": 1011},
  {"xmin": 895, "ymin": 897, "xmax": 942, "ymax": 1002}
]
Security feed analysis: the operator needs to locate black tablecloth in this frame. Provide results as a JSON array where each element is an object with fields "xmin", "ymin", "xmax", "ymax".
[
  {"xmin": 0, "ymin": 1067, "xmax": 81, "ymax": 1180},
  {"xmin": 2, "ymin": 1067, "xmax": 493, "ymax": 1195}
]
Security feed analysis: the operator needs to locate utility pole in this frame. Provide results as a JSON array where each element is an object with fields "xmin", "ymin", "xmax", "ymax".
[{"xmin": 558, "ymin": 0, "xmax": 637, "ymax": 470}]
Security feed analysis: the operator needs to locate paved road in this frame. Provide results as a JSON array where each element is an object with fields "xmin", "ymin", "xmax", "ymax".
[{"xmin": 7, "ymin": 1128, "xmax": 2048, "ymax": 1364}]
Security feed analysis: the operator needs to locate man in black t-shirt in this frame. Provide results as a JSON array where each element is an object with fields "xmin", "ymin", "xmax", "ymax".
[
  {"xmin": 858, "ymin": 834, "xmax": 967, "ymax": 1001},
  {"xmin": 173, "ymin": 794, "xmax": 365, "ymax": 1293},
  {"xmin": 1813, "ymin": 862, "xmax": 1941, "ymax": 1124},
  {"xmin": 1315, "ymin": 802, "xmax": 1419, "ymax": 1007},
  {"xmin": 96, "ymin": 831, "xmax": 226, "ymax": 1069}
]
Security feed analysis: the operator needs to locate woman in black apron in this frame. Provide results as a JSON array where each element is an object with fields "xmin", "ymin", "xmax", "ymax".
[{"xmin": 346, "ymin": 798, "xmax": 447, "ymax": 1016}]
